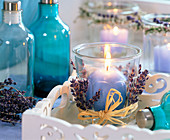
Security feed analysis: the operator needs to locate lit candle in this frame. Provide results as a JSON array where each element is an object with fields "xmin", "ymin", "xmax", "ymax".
[
  {"xmin": 107, "ymin": 2, "xmax": 112, "ymax": 7},
  {"xmin": 154, "ymin": 43, "xmax": 170, "ymax": 73},
  {"xmin": 100, "ymin": 25, "xmax": 129, "ymax": 43},
  {"xmin": 86, "ymin": 45, "xmax": 127, "ymax": 111}
]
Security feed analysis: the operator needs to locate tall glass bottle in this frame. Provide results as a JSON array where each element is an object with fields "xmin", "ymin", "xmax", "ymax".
[
  {"xmin": 30, "ymin": 0, "xmax": 70, "ymax": 97},
  {"xmin": 0, "ymin": 1, "xmax": 34, "ymax": 96}
]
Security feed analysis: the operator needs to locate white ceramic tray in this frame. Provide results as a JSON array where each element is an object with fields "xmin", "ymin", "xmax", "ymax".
[{"xmin": 22, "ymin": 73, "xmax": 170, "ymax": 140}]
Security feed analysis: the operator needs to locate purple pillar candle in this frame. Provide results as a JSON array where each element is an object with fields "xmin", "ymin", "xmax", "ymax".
[
  {"xmin": 154, "ymin": 44, "xmax": 170, "ymax": 73},
  {"xmin": 86, "ymin": 68, "xmax": 127, "ymax": 111},
  {"xmin": 100, "ymin": 26, "xmax": 128, "ymax": 43}
]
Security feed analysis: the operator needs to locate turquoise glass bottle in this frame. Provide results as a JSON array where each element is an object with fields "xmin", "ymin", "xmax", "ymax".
[
  {"xmin": 30, "ymin": 0, "xmax": 70, "ymax": 97},
  {"xmin": 0, "ymin": 1, "xmax": 34, "ymax": 96},
  {"xmin": 150, "ymin": 91, "xmax": 170, "ymax": 130},
  {"xmin": 136, "ymin": 91, "xmax": 170, "ymax": 130}
]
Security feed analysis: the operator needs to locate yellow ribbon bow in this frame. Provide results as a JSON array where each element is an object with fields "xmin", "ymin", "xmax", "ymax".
[{"xmin": 78, "ymin": 89, "xmax": 138, "ymax": 126}]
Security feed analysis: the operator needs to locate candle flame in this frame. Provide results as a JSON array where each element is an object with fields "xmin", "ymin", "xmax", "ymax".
[
  {"xmin": 107, "ymin": 2, "xmax": 112, "ymax": 6},
  {"xmin": 167, "ymin": 43, "xmax": 170, "ymax": 50},
  {"xmin": 104, "ymin": 44, "xmax": 111, "ymax": 71},
  {"xmin": 104, "ymin": 24, "xmax": 112, "ymax": 30},
  {"xmin": 104, "ymin": 44, "xmax": 111, "ymax": 58},
  {"xmin": 113, "ymin": 26, "xmax": 119, "ymax": 36},
  {"xmin": 113, "ymin": 8, "xmax": 118, "ymax": 14}
]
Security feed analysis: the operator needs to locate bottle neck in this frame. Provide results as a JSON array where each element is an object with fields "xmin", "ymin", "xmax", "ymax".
[
  {"xmin": 39, "ymin": 3, "xmax": 59, "ymax": 17},
  {"xmin": 2, "ymin": 10, "xmax": 23, "ymax": 25}
]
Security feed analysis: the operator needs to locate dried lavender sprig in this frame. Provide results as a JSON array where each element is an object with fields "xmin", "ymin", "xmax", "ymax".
[
  {"xmin": 0, "ymin": 78, "xmax": 37, "ymax": 125},
  {"xmin": 71, "ymin": 78, "xmax": 88, "ymax": 110},
  {"xmin": 116, "ymin": 64, "xmax": 149, "ymax": 105},
  {"xmin": 127, "ymin": 66, "xmax": 149, "ymax": 105},
  {"xmin": 71, "ymin": 59, "xmax": 76, "ymax": 70},
  {"xmin": 0, "ymin": 117, "xmax": 21, "ymax": 125},
  {"xmin": 70, "ymin": 78, "xmax": 101, "ymax": 110}
]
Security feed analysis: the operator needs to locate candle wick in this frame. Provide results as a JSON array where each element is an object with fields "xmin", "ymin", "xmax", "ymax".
[{"xmin": 106, "ymin": 66, "xmax": 109, "ymax": 71}]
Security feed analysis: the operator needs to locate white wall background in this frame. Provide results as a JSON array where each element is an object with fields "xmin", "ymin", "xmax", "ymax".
[{"xmin": 59, "ymin": 0, "xmax": 89, "ymax": 50}]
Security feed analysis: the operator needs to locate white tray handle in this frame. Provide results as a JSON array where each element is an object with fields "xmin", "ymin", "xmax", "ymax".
[
  {"xmin": 145, "ymin": 73, "xmax": 170, "ymax": 94},
  {"xmin": 139, "ymin": 73, "xmax": 170, "ymax": 108}
]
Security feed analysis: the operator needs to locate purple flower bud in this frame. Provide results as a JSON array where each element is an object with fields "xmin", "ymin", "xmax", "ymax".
[
  {"xmin": 98, "ymin": 13, "xmax": 101, "ymax": 17},
  {"xmin": 127, "ymin": 16, "xmax": 132, "ymax": 20},
  {"xmin": 163, "ymin": 22, "xmax": 168, "ymax": 27},
  {"xmin": 110, "ymin": 14, "xmax": 114, "ymax": 18},
  {"xmin": 153, "ymin": 18, "xmax": 157, "ymax": 22},
  {"xmin": 135, "ymin": 20, "xmax": 139, "ymax": 23},
  {"xmin": 71, "ymin": 89, "xmax": 74, "ymax": 92},
  {"xmin": 134, "ymin": 12, "xmax": 138, "ymax": 16},
  {"xmin": 156, "ymin": 19, "xmax": 161, "ymax": 24}
]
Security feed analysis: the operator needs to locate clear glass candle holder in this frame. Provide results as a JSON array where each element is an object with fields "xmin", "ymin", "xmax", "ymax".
[
  {"xmin": 142, "ymin": 14, "xmax": 170, "ymax": 74},
  {"xmin": 80, "ymin": 1, "xmax": 141, "ymax": 45},
  {"xmin": 72, "ymin": 42, "xmax": 142, "ymax": 125},
  {"xmin": 73, "ymin": 42, "xmax": 142, "ymax": 78}
]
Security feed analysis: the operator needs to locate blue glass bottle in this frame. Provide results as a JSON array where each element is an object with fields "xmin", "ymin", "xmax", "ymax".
[
  {"xmin": 150, "ymin": 91, "xmax": 170, "ymax": 130},
  {"xmin": 30, "ymin": 0, "xmax": 70, "ymax": 97},
  {"xmin": 0, "ymin": 1, "xmax": 34, "ymax": 96},
  {"xmin": 136, "ymin": 91, "xmax": 170, "ymax": 130}
]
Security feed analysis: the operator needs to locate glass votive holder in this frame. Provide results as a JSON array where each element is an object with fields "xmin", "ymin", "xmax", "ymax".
[
  {"xmin": 73, "ymin": 42, "xmax": 142, "ymax": 79},
  {"xmin": 142, "ymin": 14, "xmax": 170, "ymax": 74},
  {"xmin": 72, "ymin": 42, "xmax": 142, "ymax": 125},
  {"xmin": 80, "ymin": 1, "xmax": 142, "ymax": 45}
]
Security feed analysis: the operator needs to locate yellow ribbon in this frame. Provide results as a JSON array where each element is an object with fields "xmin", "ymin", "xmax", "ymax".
[{"xmin": 78, "ymin": 89, "xmax": 138, "ymax": 126}]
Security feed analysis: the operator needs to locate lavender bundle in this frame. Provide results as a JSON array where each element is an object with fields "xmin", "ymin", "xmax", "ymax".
[
  {"xmin": 126, "ymin": 65, "xmax": 149, "ymax": 105},
  {"xmin": 70, "ymin": 78, "xmax": 101, "ymax": 110},
  {"xmin": 0, "ymin": 78, "xmax": 37, "ymax": 125},
  {"xmin": 116, "ymin": 64, "xmax": 149, "ymax": 105}
]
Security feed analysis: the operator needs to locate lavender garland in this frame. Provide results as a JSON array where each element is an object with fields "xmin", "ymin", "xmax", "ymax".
[
  {"xmin": 79, "ymin": 7, "xmax": 142, "ymax": 27},
  {"xmin": 145, "ymin": 17, "xmax": 170, "ymax": 35},
  {"xmin": 78, "ymin": 2, "xmax": 170, "ymax": 35}
]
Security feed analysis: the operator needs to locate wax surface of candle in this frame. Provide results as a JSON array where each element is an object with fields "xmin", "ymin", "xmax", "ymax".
[
  {"xmin": 100, "ymin": 26, "xmax": 128, "ymax": 43},
  {"xmin": 86, "ymin": 69, "xmax": 127, "ymax": 111},
  {"xmin": 154, "ymin": 44, "xmax": 170, "ymax": 73}
]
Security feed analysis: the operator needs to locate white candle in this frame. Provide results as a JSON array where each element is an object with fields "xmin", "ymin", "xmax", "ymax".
[
  {"xmin": 154, "ymin": 43, "xmax": 170, "ymax": 73},
  {"xmin": 100, "ymin": 26, "xmax": 128, "ymax": 43}
]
